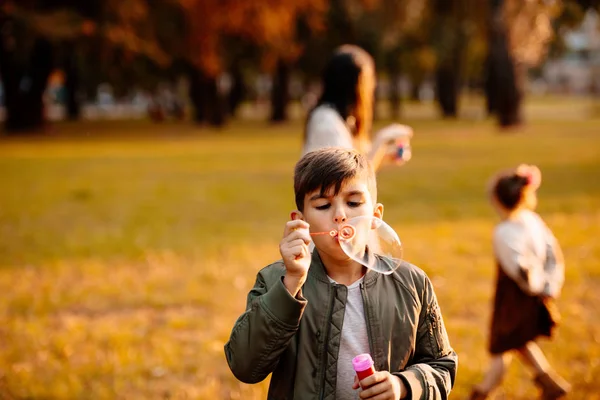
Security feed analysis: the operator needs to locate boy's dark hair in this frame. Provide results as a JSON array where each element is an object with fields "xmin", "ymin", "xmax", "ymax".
[
  {"xmin": 493, "ymin": 174, "xmax": 529, "ymax": 210},
  {"xmin": 294, "ymin": 148, "xmax": 377, "ymax": 212}
]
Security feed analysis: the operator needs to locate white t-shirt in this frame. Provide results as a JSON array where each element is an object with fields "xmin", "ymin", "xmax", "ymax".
[
  {"xmin": 303, "ymin": 105, "xmax": 354, "ymax": 155},
  {"xmin": 328, "ymin": 276, "xmax": 370, "ymax": 399},
  {"xmin": 303, "ymin": 104, "xmax": 411, "ymax": 164}
]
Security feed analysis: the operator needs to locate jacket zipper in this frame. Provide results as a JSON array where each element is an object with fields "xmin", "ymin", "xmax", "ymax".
[
  {"xmin": 360, "ymin": 282, "xmax": 375, "ymax": 359},
  {"xmin": 319, "ymin": 284, "xmax": 337, "ymax": 400}
]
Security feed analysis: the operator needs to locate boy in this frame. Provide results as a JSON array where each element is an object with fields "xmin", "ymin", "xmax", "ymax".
[{"xmin": 225, "ymin": 148, "xmax": 457, "ymax": 399}]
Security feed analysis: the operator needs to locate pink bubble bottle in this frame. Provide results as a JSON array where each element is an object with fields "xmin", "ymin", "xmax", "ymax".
[{"xmin": 352, "ymin": 353, "xmax": 376, "ymax": 383}]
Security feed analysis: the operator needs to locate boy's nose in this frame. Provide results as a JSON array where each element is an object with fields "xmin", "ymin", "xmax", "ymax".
[{"xmin": 334, "ymin": 216, "xmax": 347, "ymax": 223}]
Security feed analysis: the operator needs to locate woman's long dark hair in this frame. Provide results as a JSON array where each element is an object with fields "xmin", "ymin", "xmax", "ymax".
[{"xmin": 306, "ymin": 45, "xmax": 375, "ymax": 145}]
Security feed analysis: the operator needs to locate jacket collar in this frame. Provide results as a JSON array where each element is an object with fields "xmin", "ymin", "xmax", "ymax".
[{"xmin": 308, "ymin": 249, "xmax": 380, "ymax": 285}]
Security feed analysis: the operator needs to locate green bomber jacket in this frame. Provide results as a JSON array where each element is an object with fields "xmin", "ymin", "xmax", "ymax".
[{"xmin": 225, "ymin": 250, "xmax": 458, "ymax": 399}]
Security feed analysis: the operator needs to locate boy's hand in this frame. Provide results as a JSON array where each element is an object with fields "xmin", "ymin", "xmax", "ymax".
[
  {"xmin": 279, "ymin": 219, "xmax": 311, "ymax": 297},
  {"xmin": 352, "ymin": 371, "xmax": 405, "ymax": 399}
]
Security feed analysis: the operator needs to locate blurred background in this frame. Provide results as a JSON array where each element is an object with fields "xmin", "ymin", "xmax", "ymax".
[
  {"xmin": 0, "ymin": 1, "xmax": 599, "ymax": 399},
  {"xmin": 0, "ymin": 0, "xmax": 599, "ymax": 130}
]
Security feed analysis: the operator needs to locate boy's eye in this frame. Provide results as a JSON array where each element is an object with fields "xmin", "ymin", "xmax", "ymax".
[
  {"xmin": 348, "ymin": 201, "xmax": 363, "ymax": 207},
  {"xmin": 315, "ymin": 204, "xmax": 330, "ymax": 210}
]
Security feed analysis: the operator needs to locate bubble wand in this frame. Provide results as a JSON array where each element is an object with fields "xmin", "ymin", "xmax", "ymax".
[
  {"xmin": 307, "ymin": 216, "xmax": 404, "ymax": 275},
  {"xmin": 309, "ymin": 225, "xmax": 356, "ymax": 240}
]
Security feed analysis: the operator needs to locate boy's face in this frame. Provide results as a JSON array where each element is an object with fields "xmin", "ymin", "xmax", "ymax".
[{"xmin": 293, "ymin": 177, "xmax": 383, "ymax": 260}]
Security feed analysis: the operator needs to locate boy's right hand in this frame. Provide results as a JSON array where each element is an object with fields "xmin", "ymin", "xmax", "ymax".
[{"xmin": 279, "ymin": 219, "xmax": 311, "ymax": 297}]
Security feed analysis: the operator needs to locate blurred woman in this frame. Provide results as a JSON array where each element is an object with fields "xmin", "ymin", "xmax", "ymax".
[{"xmin": 303, "ymin": 45, "xmax": 413, "ymax": 171}]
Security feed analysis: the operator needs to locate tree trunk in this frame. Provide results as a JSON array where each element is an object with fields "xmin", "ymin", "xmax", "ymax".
[
  {"xmin": 410, "ymin": 80, "xmax": 422, "ymax": 102},
  {"xmin": 435, "ymin": 66, "xmax": 459, "ymax": 117},
  {"xmin": 484, "ymin": 54, "xmax": 497, "ymax": 115},
  {"xmin": 433, "ymin": 0, "xmax": 465, "ymax": 118},
  {"xmin": 270, "ymin": 59, "xmax": 289, "ymax": 123},
  {"xmin": 228, "ymin": 62, "xmax": 245, "ymax": 118},
  {"xmin": 188, "ymin": 66, "xmax": 225, "ymax": 127},
  {"xmin": 64, "ymin": 49, "xmax": 81, "ymax": 120},
  {"xmin": 207, "ymin": 77, "xmax": 225, "ymax": 126},
  {"xmin": 488, "ymin": 0, "xmax": 523, "ymax": 128},
  {"xmin": 328, "ymin": 0, "xmax": 357, "ymax": 47},
  {"xmin": 389, "ymin": 73, "xmax": 401, "ymax": 119},
  {"xmin": 188, "ymin": 67, "xmax": 207, "ymax": 124},
  {"xmin": 0, "ymin": 31, "xmax": 53, "ymax": 134}
]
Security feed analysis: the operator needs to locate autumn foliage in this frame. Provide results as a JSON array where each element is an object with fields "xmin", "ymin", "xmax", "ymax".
[{"xmin": 179, "ymin": 0, "xmax": 328, "ymax": 76}]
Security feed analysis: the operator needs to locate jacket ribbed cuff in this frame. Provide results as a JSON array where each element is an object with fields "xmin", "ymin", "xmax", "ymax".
[{"xmin": 397, "ymin": 368, "xmax": 425, "ymax": 399}]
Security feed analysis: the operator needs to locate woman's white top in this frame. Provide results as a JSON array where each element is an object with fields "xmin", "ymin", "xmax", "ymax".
[
  {"xmin": 303, "ymin": 104, "xmax": 353, "ymax": 155},
  {"xmin": 493, "ymin": 210, "xmax": 565, "ymax": 298},
  {"xmin": 302, "ymin": 104, "xmax": 412, "ymax": 166}
]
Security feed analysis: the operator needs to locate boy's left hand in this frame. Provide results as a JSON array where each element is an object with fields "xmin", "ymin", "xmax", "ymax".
[{"xmin": 352, "ymin": 371, "xmax": 404, "ymax": 399}]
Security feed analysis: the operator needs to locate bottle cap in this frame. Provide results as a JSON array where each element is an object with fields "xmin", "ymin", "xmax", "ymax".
[{"xmin": 352, "ymin": 353, "xmax": 374, "ymax": 372}]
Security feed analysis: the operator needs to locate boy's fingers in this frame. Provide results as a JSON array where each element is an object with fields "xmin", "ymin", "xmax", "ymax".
[
  {"xmin": 294, "ymin": 229, "xmax": 312, "ymax": 245},
  {"xmin": 359, "ymin": 376, "xmax": 376, "ymax": 389},
  {"xmin": 359, "ymin": 373, "xmax": 384, "ymax": 391},
  {"xmin": 283, "ymin": 219, "xmax": 309, "ymax": 238},
  {"xmin": 359, "ymin": 384, "xmax": 385, "ymax": 399},
  {"xmin": 284, "ymin": 226, "xmax": 311, "ymax": 245},
  {"xmin": 358, "ymin": 373, "xmax": 390, "ymax": 398},
  {"xmin": 282, "ymin": 241, "xmax": 309, "ymax": 260}
]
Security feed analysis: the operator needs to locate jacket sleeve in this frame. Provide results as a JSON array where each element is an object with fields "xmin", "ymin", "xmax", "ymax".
[
  {"xmin": 395, "ymin": 275, "xmax": 457, "ymax": 400},
  {"xmin": 224, "ymin": 267, "xmax": 307, "ymax": 383}
]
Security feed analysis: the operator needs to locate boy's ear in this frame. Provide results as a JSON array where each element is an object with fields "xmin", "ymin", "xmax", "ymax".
[
  {"xmin": 373, "ymin": 203, "xmax": 384, "ymax": 219},
  {"xmin": 371, "ymin": 203, "xmax": 384, "ymax": 229},
  {"xmin": 290, "ymin": 210, "xmax": 304, "ymax": 221}
]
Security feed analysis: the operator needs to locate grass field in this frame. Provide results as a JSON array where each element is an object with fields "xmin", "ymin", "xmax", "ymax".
[{"xmin": 0, "ymin": 103, "xmax": 599, "ymax": 399}]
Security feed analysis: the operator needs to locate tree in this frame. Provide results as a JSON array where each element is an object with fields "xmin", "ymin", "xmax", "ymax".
[
  {"xmin": 177, "ymin": 0, "xmax": 328, "ymax": 124},
  {"xmin": 429, "ymin": 0, "xmax": 476, "ymax": 118},
  {"xmin": 0, "ymin": 0, "xmax": 171, "ymax": 133},
  {"xmin": 486, "ymin": 0, "xmax": 558, "ymax": 128},
  {"xmin": 0, "ymin": 2, "xmax": 59, "ymax": 133},
  {"xmin": 297, "ymin": 0, "xmax": 427, "ymax": 118},
  {"xmin": 365, "ymin": 0, "xmax": 427, "ymax": 116}
]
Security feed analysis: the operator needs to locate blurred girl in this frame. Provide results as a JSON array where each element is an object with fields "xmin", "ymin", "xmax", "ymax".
[
  {"xmin": 303, "ymin": 45, "xmax": 412, "ymax": 171},
  {"xmin": 470, "ymin": 164, "xmax": 570, "ymax": 400}
]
